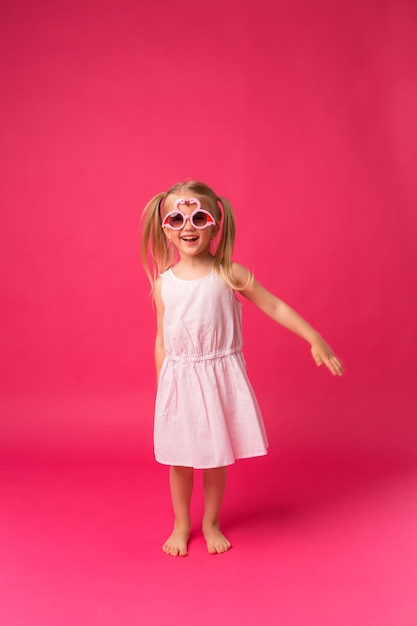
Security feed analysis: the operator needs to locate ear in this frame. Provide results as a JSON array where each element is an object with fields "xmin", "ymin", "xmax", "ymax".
[{"xmin": 210, "ymin": 224, "xmax": 220, "ymax": 239}]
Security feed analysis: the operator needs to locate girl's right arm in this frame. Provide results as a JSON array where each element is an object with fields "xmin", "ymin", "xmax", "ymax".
[{"xmin": 153, "ymin": 277, "xmax": 166, "ymax": 385}]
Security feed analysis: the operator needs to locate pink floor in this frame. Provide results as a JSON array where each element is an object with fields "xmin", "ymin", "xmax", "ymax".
[{"xmin": 2, "ymin": 448, "xmax": 416, "ymax": 626}]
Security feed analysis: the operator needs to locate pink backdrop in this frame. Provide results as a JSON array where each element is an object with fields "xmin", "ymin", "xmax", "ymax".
[
  {"xmin": 2, "ymin": 3, "xmax": 417, "ymax": 625},
  {"xmin": 1, "ymin": 0, "xmax": 416, "ymax": 464}
]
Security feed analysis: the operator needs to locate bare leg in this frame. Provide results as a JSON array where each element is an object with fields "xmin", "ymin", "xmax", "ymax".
[
  {"xmin": 202, "ymin": 466, "xmax": 232, "ymax": 554},
  {"xmin": 162, "ymin": 466, "xmax": 193, "ymax": 556}
]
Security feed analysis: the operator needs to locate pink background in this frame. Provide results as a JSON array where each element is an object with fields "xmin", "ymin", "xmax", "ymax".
[{"xmin": 1, "ymin": 1, "xmax": 417, "ymax": 624}]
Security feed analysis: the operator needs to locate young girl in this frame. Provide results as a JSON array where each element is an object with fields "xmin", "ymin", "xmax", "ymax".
[{"xmin": 141, "ymin": 180, "xmax": 343, "ymax": 557}]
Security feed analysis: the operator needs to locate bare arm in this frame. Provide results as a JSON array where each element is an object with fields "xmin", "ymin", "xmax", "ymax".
[
  {"xmin": 153, "ymin": 277, "xmax": 166, "ymax": 385},
  {"xmin": 234, "ymin": 263, "xmax": 344, "ymax": 376}
]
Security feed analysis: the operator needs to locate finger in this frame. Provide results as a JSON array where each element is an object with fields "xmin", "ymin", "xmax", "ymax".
[
  {"xmin": 322, "ymin": 355, "xmax": 335, "ymax": 374},
  {"xmin": 330, "ymin": 355, "xmax": 344, "ymax": 375},
  {"xmin": 326, "ymin": 355, "xmax": 343, "ymax": 376}
]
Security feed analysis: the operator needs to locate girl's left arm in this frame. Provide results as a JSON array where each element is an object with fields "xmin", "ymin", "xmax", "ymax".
[{"xmin": 234, "ymin": 263, "xmax": 344, "ymax": 376}]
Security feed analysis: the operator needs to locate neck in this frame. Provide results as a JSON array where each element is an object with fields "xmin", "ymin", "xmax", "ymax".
[{"xmin": 173, "ymin": 253, "xmax": 215, "ymax": 279}]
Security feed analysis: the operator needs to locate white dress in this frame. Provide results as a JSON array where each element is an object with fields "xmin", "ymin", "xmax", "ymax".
[{"xmin": 154, "ymin": 268, "xmax": 268, "ymax": 469}]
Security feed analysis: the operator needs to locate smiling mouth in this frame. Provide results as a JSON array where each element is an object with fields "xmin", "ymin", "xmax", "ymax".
[{"xmin": 181, "ymin": 236, "xmax": 198, "ymax": 242}]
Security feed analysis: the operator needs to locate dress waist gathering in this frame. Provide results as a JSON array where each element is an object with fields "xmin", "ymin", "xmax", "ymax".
[{"xmin": 165, "ymin": 347, "xmax": 242, "ymax": 363}]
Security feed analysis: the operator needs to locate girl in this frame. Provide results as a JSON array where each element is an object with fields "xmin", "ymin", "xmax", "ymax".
[{"xmin": 141, "ymin": 180, "xmax": 343, "ymax": 557}]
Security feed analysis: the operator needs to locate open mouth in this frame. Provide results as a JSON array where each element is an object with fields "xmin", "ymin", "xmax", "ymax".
[{"xmin": 181, "ymin": 236, "xmax": 198, "ymax": 242}]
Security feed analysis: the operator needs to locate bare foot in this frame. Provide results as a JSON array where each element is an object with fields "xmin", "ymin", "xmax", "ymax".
[
  {"xmin": 162, "ymin": 525, "xmax": 190, "ymax": 557},
  {"xmin": 202, "ymin": 523, "xmax": 232, "ymax": 554}
]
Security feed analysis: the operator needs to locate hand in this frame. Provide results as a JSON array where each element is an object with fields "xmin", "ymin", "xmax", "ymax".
[{"xmin": 311, "ymin": 337, "xmax": 344, "ymax": 376}]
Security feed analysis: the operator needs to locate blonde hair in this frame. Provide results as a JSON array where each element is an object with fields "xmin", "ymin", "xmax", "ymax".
[{"xmin": 140, "ymin": 180, "xmax": 251, "ymax": 291}]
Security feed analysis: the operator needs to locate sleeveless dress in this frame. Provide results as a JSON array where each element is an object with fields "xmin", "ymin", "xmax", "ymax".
[{"xmin": 154, "ymin": 268, "xmax": 268, "ymax": 469}]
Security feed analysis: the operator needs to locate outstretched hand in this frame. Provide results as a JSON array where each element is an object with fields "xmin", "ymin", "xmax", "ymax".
[{"xmin": 311, "ymin": 337, "xmax": 344, "ymax": 376}]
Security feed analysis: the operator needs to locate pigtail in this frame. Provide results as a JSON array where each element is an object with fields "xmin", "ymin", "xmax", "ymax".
[
  {"xmin": 214, "ymin": 196, "xmax": 253, "ymax": 291},
  {"xmin": 141, "ymin": 192, "xmax": 171, "ymax": 288},
  {"xmin": 213, "ymin": 195, "xmax": 235, "ymax": 285}
]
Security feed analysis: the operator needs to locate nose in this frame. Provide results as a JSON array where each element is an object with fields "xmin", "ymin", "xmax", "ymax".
[{"xmin": 182, "ymin": 214, "xmax": 195, "ymax": 230}]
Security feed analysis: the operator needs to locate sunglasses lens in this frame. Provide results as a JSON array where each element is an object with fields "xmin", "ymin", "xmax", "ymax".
[
  {"xmin": 192, "ymin": 211, "xmax": 208, "ymax": 228},
  {"xmin": 167, "ymin": 212, "xmax": 184, "ymax": 229}
]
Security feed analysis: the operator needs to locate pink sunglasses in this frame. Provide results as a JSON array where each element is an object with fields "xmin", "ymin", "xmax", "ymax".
[{"xmin": 162, "ymin": 198, "xmax": 216, "ymax": 230}]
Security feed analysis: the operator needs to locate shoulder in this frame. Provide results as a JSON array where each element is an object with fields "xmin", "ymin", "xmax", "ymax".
[
  {"xmin": 159, "ymin": 268, "xmax": 171, "ymax": 279},
  {"xmin": 232, "ymin": 262, "xmax": 250, "ymax": 278},
  {"xmin": 231, "ymin": 262, "xmax": 253, "ymax": 289},
  {"xmin": 155, "ymin": 268, "xmax": 172, "ymax": 289}
]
